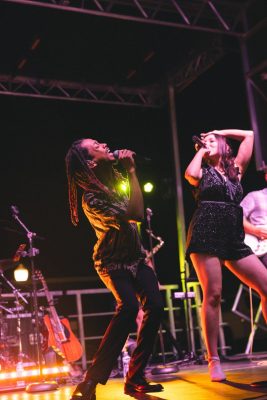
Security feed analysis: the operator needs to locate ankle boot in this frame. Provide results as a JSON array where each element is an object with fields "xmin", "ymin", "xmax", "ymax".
[
  {"xmin": 70, "ymin": 380, "xmax": 96, "ymax": 400},
  {"xmin": 124, "ymin": 373, "xmax": 163, "ymax": 394},
  {"xmin": 208, "ymin": 356, "xmax": 226, "ymax": 382}
]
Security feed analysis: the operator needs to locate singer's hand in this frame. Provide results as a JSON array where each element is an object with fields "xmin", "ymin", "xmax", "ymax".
[
  {"xmin": 195, "ymin": 145, "xmax": 210, "ymax": 156},
  {"xmin": 200, "ymin": 130, "xmax": 221, "ymax": 139},
  {"xmin": 193, "ymin": 137, "xmax": 208, "ymax": 153},
  {"xmin": 115, "ymin": 149, "xmax": 136, "ymax": 173},
  {"xmin": 255, "ymin": 226, "xmax": 267, "ymax": 240}
]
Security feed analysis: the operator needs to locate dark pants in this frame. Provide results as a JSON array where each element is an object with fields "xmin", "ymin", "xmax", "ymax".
[{"xmin": 85, "ymin": 263, "xmax": 164, "ymax": 385}]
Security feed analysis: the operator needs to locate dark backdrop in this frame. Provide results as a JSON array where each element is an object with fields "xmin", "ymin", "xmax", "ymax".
[{"xmin": 0, "ymin": 52, "xmax": 265, "ymax": 290}]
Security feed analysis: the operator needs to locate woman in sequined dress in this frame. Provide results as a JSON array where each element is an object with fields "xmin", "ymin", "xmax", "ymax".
[{"xmin": 185, "ymin": 129, "xmax": 267, "ymax": 382}]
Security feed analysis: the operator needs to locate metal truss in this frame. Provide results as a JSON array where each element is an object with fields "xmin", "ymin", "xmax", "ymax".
[
  {"xmin": 1, "ymin": 1, "xmax": 265, "ymax": 106},
  {"xmin": 0, "ymin": 31, "xmax": 228, "ymax": 105},
  {"xmin": 247, "ymin": 59, "xmax": 267, "ymax": 104},
  {"xmin": 0, "ymin": 38, "xmax": 226, "ymax": 106},
  {"xmin": 169, "ymin": 38, "xmax": 226, "ymax": 93},
  {"xmin": 2, "ymin": 0, "xmax": 249, "ymax": 36},
  {"xmin": 0, "ymin": 74, "xmax": 163, "ymax": 107}
]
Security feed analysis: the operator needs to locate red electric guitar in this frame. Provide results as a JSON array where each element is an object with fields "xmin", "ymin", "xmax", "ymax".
[{"xmin": 36, "ymin": 270, "xmax": 83, "ymax": 362}]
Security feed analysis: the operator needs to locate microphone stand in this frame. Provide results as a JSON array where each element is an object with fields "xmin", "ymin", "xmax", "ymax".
[
  {"xmin": 0, "ymin": 269, "xmax": 28, "ymax": 305},
  {"xmin": 180, "ymin": 263, "xmax": 202, "ymax": 364},
  {"xmin": 145, "ymin": 208, "xmax": 179, "ymax": 375},
  {"xmin": 11, "ymin": 205, "xmax": 58, "ymax": 393}
]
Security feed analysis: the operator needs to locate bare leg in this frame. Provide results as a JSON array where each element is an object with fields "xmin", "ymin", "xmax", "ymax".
[
  {"xmin": 190, "ymin": 253, "xmax": 222, "ymax": 357},
  {"xmin": 190, "ymin": 253, "xmax": 226, "ymax": 381},
  {"xmin": 225, "ymin": 254, "xmax": 267, "ymax": 322}
]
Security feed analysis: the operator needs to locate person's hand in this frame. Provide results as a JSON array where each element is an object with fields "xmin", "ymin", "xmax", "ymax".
[
  {"xmin": 200, "ymin": 130, "xmax": 221, "ymax": 139},
  {"xmin": 255, "ymin": 226, "xmax": 267, "ymax": 240},
  {"xmin": 115, "ymin": 149, "xmax": 136, "ymax": 173},
  {"xmin": 195, "ymin": 143, "xmax": 210, "ymax": 156}
]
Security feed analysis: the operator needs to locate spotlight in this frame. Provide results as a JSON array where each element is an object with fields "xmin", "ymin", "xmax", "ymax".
[
  {"xmin": 143, "ymin": 182, "xmax": 154, "ymax": 193},
  {"xmin": 14, "ymin": 264, "xmax": 29, "ymax": 282},
  {"xmin": 118, "ymin": 181, "xmax": 128, "ymax": 193}
]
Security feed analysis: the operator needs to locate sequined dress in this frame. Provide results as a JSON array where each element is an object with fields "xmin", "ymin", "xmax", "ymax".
[{"xmin": 186, "ymin": 165, "xmax": 253, "ymax": 260}]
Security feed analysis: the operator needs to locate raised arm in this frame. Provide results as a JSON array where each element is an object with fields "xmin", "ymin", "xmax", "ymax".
[
  {"xmin": 202, "ymin": 129, "xmax": 254, "ymax": 176},
  {"xmin": 116, "ymin": 149, "xmax": 144, "ymax": 221}
]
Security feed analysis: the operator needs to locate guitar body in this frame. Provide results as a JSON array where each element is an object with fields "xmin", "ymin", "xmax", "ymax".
[
  {"xmin": 244, "ymin": 231, "xmax": 267, "ymax": 257},
  {"xmin": 36, "ymin": 270, "xmax": 84, "ymax": 363},
  {"xmin": 43, "ymin": 314, "xmax": 83, "ymax": 362}
]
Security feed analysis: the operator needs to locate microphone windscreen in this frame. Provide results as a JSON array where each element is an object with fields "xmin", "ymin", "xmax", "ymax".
[{"xmin": 113, "ymin": 150, "xmax": 119, "ymax": 159}]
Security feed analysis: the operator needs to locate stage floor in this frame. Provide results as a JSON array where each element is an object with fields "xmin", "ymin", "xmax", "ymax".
[{"xmin": 1, "ymin": 359, "xmax": 267, "ymax": 400}]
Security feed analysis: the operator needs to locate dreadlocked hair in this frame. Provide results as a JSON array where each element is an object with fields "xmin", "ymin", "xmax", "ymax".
[
  {"xmin": 65, "ymin": 139, "xmax": 125, "ymax": 226},
  {"xmin": 215, "ymin": 135, "xmax": 239, "ymax": 182}
]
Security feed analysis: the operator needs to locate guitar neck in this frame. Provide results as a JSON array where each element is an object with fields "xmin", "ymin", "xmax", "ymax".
[{"xmin": 39, "ymin": 276, "xmax": 67, "ymax": 340}]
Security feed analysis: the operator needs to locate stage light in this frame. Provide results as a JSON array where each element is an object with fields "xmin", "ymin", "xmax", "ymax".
[
  {"xmin": 143, "ymin": 182, "xmax": 154, "ymax": 193},
  {"xmin": 118, "ymin": 181, "xmax": 129, "ymax": 193},
  {"xmin": 14, "ymin": 263, "xmax": 29, "ymax": 282},
  {"xmin": 0, "ymin": 365, "xmax": 69, "ymax": 380}
]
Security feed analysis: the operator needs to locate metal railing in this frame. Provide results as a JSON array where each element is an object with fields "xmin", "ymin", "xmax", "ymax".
[
  {"xmin": 66, "ymin": 285, "xmax": 179, "ymax": 369},
  {"xmin": 1, "ymin": 284, "xmax": 179, "ymax": 370}
]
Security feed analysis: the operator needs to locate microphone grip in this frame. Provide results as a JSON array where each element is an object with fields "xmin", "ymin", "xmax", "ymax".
[
  {"xmin": 113, "ymin": 150, "xmax": 151, "ymax": 164},
  {"xmin": 192, "ymin": 135, "xmax": 206, "ymax": 148}
]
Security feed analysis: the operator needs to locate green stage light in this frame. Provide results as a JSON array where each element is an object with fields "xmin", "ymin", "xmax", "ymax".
[
  {"xmin": 119, "ymin": 181, "xmax": 128, "ymax": 193},
  {"xmin": 143, "ymin": 182, "xmax": 154, "ymax": 193}
]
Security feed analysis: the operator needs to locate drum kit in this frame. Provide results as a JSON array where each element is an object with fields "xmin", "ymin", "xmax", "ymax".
[{"xmin": 0, "ymin": 257, "xmax": 35, "ymax": 372}]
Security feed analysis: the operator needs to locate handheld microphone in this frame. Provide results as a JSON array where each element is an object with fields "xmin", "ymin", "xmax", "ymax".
[
  {"xmin": 113, "ymin": 150, "xmax": 151, "ymax": 164},
  {"xmin": 192, "ymin": 135, "xmax": 206, "ymax": 149}
]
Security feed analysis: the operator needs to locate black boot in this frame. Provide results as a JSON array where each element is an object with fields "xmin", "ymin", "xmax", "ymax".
[
  {"xmin": 70, "ymin": 380, "xmax": 96, "ymax": 400},
  {"xmin": 124, "ymin": 375, "xmax": 163, "ymax": 394}
]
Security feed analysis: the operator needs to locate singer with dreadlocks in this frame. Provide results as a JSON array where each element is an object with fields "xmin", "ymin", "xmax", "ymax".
[
  {"xmin": 65, "ymin": 138, "xmax": 164, "ymax": 400},
  {"xmin": 185, "ymin": 129, "xmax": 267, "ymax": 382}
]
